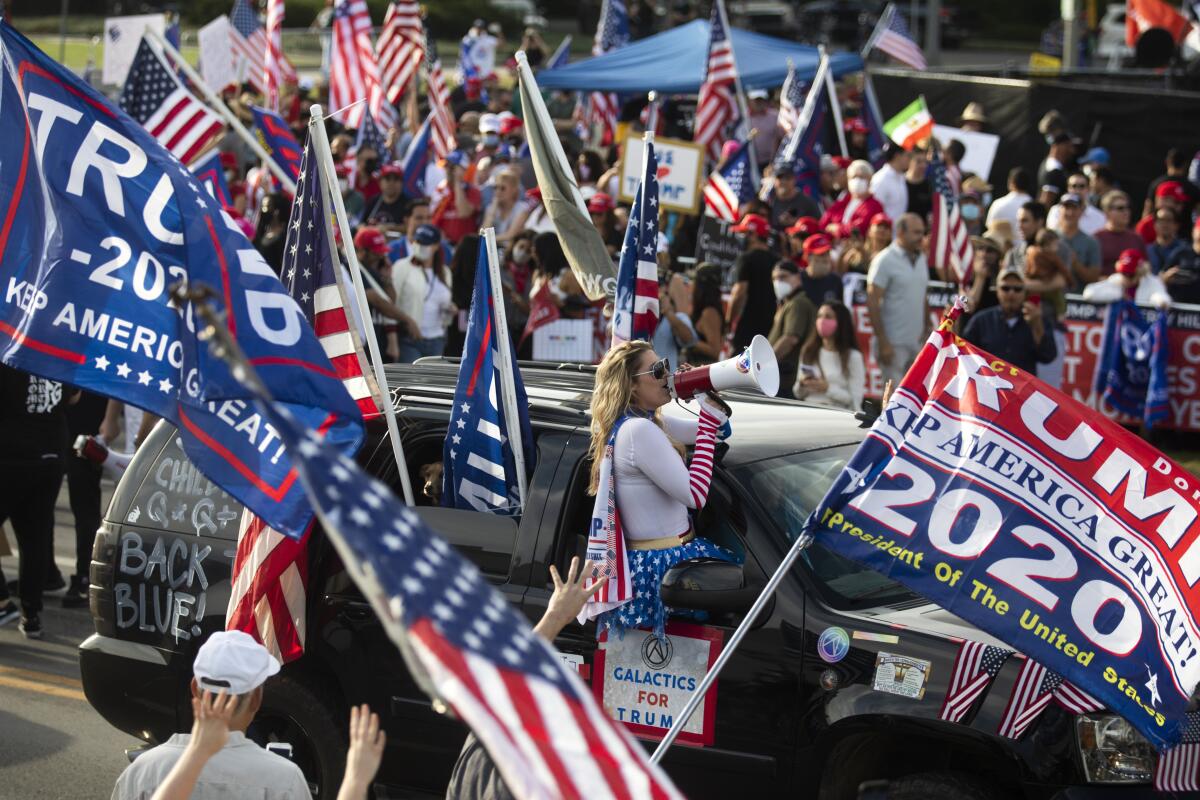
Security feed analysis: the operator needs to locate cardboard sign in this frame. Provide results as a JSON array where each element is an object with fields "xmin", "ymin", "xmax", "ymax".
[
  {"xmin": 532, "ymin": 318, "xmax": 595, "ymax": 363},
  {"xmin": 198, "ymin": 16, "xmax": 241, "ymax": 93},
  {"xmin": 594, "ymin": 622, "xmax": 723, "ymax": 746},
  {"xmin": 931, "ymin": 125, "xmax": 1001, "ymax": 185},
  {"xmin": 694, "ymin": 215, "xmax": 742, "ymax": 285},
  {"xmin": 618, "ymin": 134, "xmax": 705, "ymax": 215},
  {"xmin": 103, "ymin": 14, "xmax": 166, "ymax": 86}
]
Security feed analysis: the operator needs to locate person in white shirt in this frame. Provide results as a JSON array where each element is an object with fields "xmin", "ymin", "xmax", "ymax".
[
  {"xmin": 870, "ymin": 142, "xmax": 909, "ymax": 224},
  {"xmin": 1083, "ymin": 248, "xmax": 1172, "ymax": 308},
  {"xmin": 1047, "ymin": 172, "xmax": 1105, "ymax": 235},
  {"xmin": 793, "ymin": 301, "xmax": 866, "ymax": 412},
  {"xmin": 110, "ymin": 631, "xmax": 311, "ymax": 800},
  {"xmin": 986, "ymin": 166, "xmax": 1034, "ymax": 232},
  {"xmin": 391, "ymin": 224, "xmax": 456, "ymax": 362}
]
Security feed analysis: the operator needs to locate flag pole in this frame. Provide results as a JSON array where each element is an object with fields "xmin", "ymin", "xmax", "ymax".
[
  {"xmin": 145, "ymin": 27, "xmax": 297, "ymax": 195},
  {"xmin": 481, "ymin": 227, "xmax": 528, "ymax": 510},
  {"xmin": 309, "ymin": 102, "xmax": 416, "ymax": 507},
  {"xmin": 819, "ymin": 48, "xmax": 849, "ymax": 158},
  {"xmin": 715, "ymin": 0, "xmax": 756, "ymax": 170},
  {"xmin": 861, "ymin": 2, "xmax": 890, "ymax": 59}
]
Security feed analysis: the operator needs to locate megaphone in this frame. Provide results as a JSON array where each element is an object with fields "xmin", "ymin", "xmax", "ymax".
[{"xmin": 670, "ymin": 335, "xmax": 779, "ymax": 400}]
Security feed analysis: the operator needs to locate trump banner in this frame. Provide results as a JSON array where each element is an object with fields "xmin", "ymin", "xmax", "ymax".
[
  {"xmin": 0, "ymin": 23, "xmax": 362, "ymax": 538},
  {"xmin": 805, "ymin": 309, "xmax": 1200, "ymax": 749},
  {"xmin": 1095, "ymin": 299, "xmax": 1170, "ymax": 429}
]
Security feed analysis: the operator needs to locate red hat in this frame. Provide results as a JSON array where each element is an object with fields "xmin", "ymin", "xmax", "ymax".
[
  {"xmin": 354, "ymin": 227, "xmax": 389, "ymax": 255},
  {"xmin": 1115, "ymin": 248, "xmax": 1143, "ymax": 276},
  {"xmin": 786, "ymin": 216, "xmax": 820, "ymax": 236},
  {"xmin": 844, "ymin": 117, "xmax": 868, "ymax": 135},
  {"xmin": 498, "ymin": 112, "xmax": 523, "ymax": 135},
  {"xmin": 831, "ymin": 156, "xmax": 852, "ymax": 170},
  {"xmin": 731, "ymin": 213, "xmax": 770, "ymax": 239},
  {"xmin": 378, "ymin": 163, "xmax": 404, "ymax": 178},
  {"xmin": 218, "ymin": 151, "xmax": 238, "ymax": 170},
  {"xmin": 870, "ymin": 212, "xmax": 893, "ymax": 228},
  {"xmin": 587, "ymin": 192, "xmax": 614, "ymax": 214},
  {"xmin": 1156, "ymin": 181, "xmax": 1188, "ymax": 203},
  {"xmin": 802, "ymin": 233, "xmax": 832, "ymax": 255}
]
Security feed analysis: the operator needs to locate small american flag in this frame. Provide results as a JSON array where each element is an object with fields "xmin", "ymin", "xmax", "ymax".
[
  {"xmin": 587, "ymin": 0, "xmax": 630, "ymax": 144},
  {"xmin": 423, "ymin": 31, "xmax": 456, "ymax": 160},
  {"xmin": 330, "ymin": 0, "xmax": 398, "ymax": 130},
  {"xmin": 441, "ymin": 244, "xmax": 533, "ymax": 514},
  {"xmin": 1157, "ymin": 712, "xmax": 1200, "ymax": 791},
  {"xmin": 777, "ymin": 60, "xmax": 806, "ymax": 138},
  {"xmin": 226, "ymin": 514, "xmax": 311, "ymax": 663},
  {"xmin": 263, "ymin": 0, "xmax": 286, "ymax": 108},
  {"xmin": 997, "ymin": 658, "xmax": 1059, "ymax": 739},
  {"xmin": 703, "ymin": 138, "xmax": 755, "ymax": 222},
  {"xmin": 230, "ymin": 0, "xmax": 296, "ymax": 95},
  {"xmin": 867, "ymin": 3, "xmax": 927, "ymax": 70},
  {"xmin": 354, "ymin": 109, "xmax": 390, "ymax": 160},
  {"xmin": 928, "ymin": 147, "xmax": 974, "ymax": 286},
  {"xmin": 694, "ymin": 0, "xmax": 740, "ymax": 161},
  {"xmin": 939, "ymin": 640, "xmax": 1011, "ymax": 723},
  {"xmin": 119, "ymin": 38, "xmax": 225, "ymax": 165},
  {"xmin": 377, "ymin": 1, "xmax": 424, "ymax": 105},
  {"xmin": 611, "ymin": 140, "xmax": 660, "ymax": 345},
  {"xmin": 243, "ymin": 399, "xmax": 684, "ymax": 800}
]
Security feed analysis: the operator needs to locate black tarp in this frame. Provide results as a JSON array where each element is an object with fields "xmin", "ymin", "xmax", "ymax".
[{"xmin": 870, "ymin": 68, "xmax": 1200, "ymax": 208}]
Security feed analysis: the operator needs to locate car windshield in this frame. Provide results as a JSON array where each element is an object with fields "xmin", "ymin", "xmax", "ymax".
[{"xmin": 736, "ymin": 445, "xmax": 918, "ymax": 608}]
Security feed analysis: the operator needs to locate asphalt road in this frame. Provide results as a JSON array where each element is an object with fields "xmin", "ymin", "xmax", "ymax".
[{"xmin": 0, "ymin": 480, "xmax": 144, "ymax": 800}]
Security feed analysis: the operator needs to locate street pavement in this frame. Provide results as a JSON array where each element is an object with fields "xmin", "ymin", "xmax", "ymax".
[{"xmin": 0, "ymin": 480, "xmax": 143, "ymax": 800}]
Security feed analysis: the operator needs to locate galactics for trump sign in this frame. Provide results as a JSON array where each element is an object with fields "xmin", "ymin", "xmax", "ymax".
[{"xmin": 805, "ymin": 314, "xmax": 1200, "ymax": 750}]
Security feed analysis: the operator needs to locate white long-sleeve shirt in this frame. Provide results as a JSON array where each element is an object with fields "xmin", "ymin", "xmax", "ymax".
[
  {"xmin": 1081, "ymin": 273, "xmax": 1172, "ymax": 309},
  {"xmin": 870, "ymin": 164, "xmax": 908, "ymax": 223},
  {"xmin": 795, "ymin": 349, "xmax": 866, "ymax": 412}
]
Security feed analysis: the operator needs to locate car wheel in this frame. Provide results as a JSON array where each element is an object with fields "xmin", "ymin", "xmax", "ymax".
[
  {"xmin": 251, "ymin": 673, "xmax": 346, "ymax": 798},
  {"xmin": 884, "ymin": 771, "xmax": 1004, "ymax": 800}
]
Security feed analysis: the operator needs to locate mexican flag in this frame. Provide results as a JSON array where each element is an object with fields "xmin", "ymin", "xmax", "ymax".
[{"xmin": 883, "ymin": 97, "xmax": 934, "ymax": 150}]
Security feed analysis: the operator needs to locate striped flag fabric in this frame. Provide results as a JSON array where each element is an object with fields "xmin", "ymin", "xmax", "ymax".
[
  {"xmin": 424, "ymin": 31, "xmax": 457, "ymax": 160},
  {"xmin": 694, "ymin": 0, "xmax": 741, "ymax": 161},
  {"xmin": 703, "ymin": 138, "xmax": 755, "ymax": 221},
  {"xmin": 928, "ymin": 147, "xmax": 974, "ymax": 287},
  {"xmin": 611, "ymin": 140, "xmax": 661, "ymax": 345},
  {"xmin": 866, "ymin": 3, "xmax": 927, "ymax": 70},
  {"xmin": 1156, "ymin": 712, "xmax": 1200, "ymax": 791},
  {"xmin": 119, "ymin": 38, "xmax": 225, "ymax": 165},
  {"xmin": 588, "ymin": 0, "xmax": 630, "ymax": 144},
  {"xmin": 263, "ymin": 0, "xmax": 287, "ymax": 108},
  {"xmin": 1052, "ymin": 679, "xmax": 1104, "ymax": 715},
  {"xmin": 939, "ymin": 640, "xmax": 1012, "ymax": 723},
  {"xmin": 997, "ymin": 658, "xmax": 1060, "ymax": 739},
  {"xmin": 229, "ymin": 0, "xmax": 296, "ymax": 94},
  {"xmin": 377, "ymin": 0, "xmax": 424, "ymax": 105},
  {"xmin": 777, "ymin": 60, "xmax": 806, "ymax": 138},
  {"xmin": 226, "ymin": 514, "xmax": 311, "ymax": 664},
  {"xmin": 330, "ymin": 0, "xmax": 398, "ymax": 130}
]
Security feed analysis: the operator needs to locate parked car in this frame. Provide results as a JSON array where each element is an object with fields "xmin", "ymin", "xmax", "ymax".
[
  {"xmin": 82, "ymin": 359, "xmax": 1166, "ymax": 798},
  {"xmin": 796, "ymin": 0, "xmax": 972, "ymax": 51}
]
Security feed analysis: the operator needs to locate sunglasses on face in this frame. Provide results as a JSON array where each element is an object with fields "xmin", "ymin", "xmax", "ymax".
[
  {"xmin": 1110, "ymin": 205, "xmax": 1129, "ymax": 211},
  {"xmin": 998, "ymin": 285, "xmax": 1025, "ymax": 293},
  {"xmin": 634, "ymin": 357, "xmax": 671, "ymax": 381}
]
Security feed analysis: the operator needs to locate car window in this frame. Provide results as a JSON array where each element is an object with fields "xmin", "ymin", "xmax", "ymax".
[
  {"xmin": 124, "ymin": 431, "xmax": 242, "ymax": 541},
  {"xmin": 735, "ymin": 446, "xmax": 917, "ymax": 607}
]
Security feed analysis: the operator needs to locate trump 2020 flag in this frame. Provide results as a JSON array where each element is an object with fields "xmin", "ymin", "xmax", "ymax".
[
  {"xmin": 802, "ymin": 305, "xmax": 1200, "ymax": 750},
  {"xmin": 401, "ymin": 113, "xmax": 432, "ymax": 199},
  {"xmin": 1095, "ymin": 299, "xmax": 1170, "ymax": 429},
  {"xmin": 611, "ymin": 139, "xmax": 660, "ymax": 346},
  {"xmin": 0, "ymin": 23, "xmax": 362, "ymax": 538},
  {"xmin": 441, "ymin": 244, "xmax": 533, "ymax": 514},
  {"xmin": 250, "ymin": 105, "xmax": 303, "ymax": 184},
  {"xmin": 774, "ymin": 54, "xmax": 829, "ymax": 203},
  {"xmin": 190, "ymin": 149, "xmax": 234, "ymax": 207}
]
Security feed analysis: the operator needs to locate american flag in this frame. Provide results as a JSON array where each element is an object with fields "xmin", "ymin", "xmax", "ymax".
[
  {"xmin": 866, "ymin": 3, "xmax": 927, "ymax": 70},
  {"xmin": 263, "ymin": 0, "xmax": 286, "ymax": 108},
  {"xmin": 441, "ymin": 244, "xmax": 533, "ymax": 514},
  {"xmin": 119, "ymin": 38, "xmax": 225, "ymax": 165},
  {"xmin": 777, "ymin": 60, "xmax": 806, "ymax": 138},
  {"xmin": 939, "ymin": 640, "xmax": 1011, "ymax": 723},
  {"xmin": 226, "ymin": 514, "xmax": 311, "ymax": 663},
  {"xmin": 354, "ymin": 109, "xmax": 391, "ymax": 161},
  {"xmin": 1157, "ymin": 712, "xmax": 1200, "ymax": 791},
  {"xmin": 588, "ymin": 0, "xmax": 629, "ymax": 144},
  {"xmin": 611, "ymin": 140, "xmax": 660, "ymax": 345},
  {"xmin": 230, "ymin": 0, "xmax": 294, "ymax": 95},
  {"xmin": 770, "ymin": 54, "xmax": 828, "ymax": 202},
  {"xmin": 377, "ymin": 1, "xmax": 424, "ymax": 105},
  {"xmin": 238, "ymin": 397, "xmax": 684, "ymax": 800},
  {"xmin": 703, "ymin": 138, "xmax": 755, "ymax": 221},
  {"xmin": 424, "ymin": 31, "xmax": 456, "ymax": 160},
  {"xmin": 695, "ymin": 0, "xmax": 741, "ymax": 162},
  {"xmin": 329, "ymin": 0, "xmax": 398, "ymax": 131},
  {"xmin": 995, "ymin": 658, "xmax": 1101, "ymax": 740},
  {"xmin": 928, "ymin": 147, "xmax": 974, "ymax": 286}
]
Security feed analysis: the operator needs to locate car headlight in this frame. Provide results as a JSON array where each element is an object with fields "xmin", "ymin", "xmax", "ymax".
[{"xmin": 1076, "ymin": 714, "xmax": 1155, "ymax": 783}]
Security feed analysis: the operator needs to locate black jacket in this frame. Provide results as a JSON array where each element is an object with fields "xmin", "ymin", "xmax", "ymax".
[{"xmin": 961, "ymin": 305, "xmax": 1057, "ymax": 376}]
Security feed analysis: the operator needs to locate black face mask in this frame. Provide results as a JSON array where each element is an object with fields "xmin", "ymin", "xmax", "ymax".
[{"xmin": 364, "ymin": 159, "xmax": 380, "ymax": 174}]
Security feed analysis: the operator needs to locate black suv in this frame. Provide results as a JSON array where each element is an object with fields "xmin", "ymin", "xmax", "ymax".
[{"xmin": 81, "ymin": 360, "xmax": 1168, "ymax": 798}]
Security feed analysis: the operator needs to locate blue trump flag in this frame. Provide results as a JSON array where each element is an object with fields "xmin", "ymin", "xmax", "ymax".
[
  {"xmin": 190, "ymin": 149, "xmax": 234, "ymax": 207},
  {"xmin": 775, "ymin": 55, "xmax": 829, "ymax": 202},
  {"xmin": 862, "ymin": 73, "xmax": 889, "ymax": 168},
  {"xmin": 441, "ymin": 244, "xmax": 533, "ymax": 514},
  {"xmin": 0, "ymin": 23, "xmax": 362, "ymax": 537},
  {"xmin": 1095, "ymin": 300, "xmax": 1171, "ymax": 429},
  {"xmin": 250, "ymin": 105, "xmax": 302, "ymax": 184},
  {"xmin": 401, "ymin": 114, "xmax": 433, "ymax": 200}
]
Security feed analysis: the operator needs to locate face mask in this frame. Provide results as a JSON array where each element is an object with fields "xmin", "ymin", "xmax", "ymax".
[
  {"xmin": 961, "ymin": 203, "xmax": 980, "ymax": 221},
  {"xmin": 512, "ymin": 246, "xmax": 531, "ymax": 264},
  {"xmin": 483, "ymin": 133, "xmax": 500, "ymax": 147},
  {"xmin": 412, "ymin": 244, "xmax": 434, "ymax": 261},
  {"xmin": 773, "ymin": 279, "xmax": 793, "ymax": 301},
  {"xmin": 848, "ymin": 177, "xmax": 869, "ymax": 197},
  {"xmin": 816, "ymin": 317, "xmax": 838, "ymax": 339}
]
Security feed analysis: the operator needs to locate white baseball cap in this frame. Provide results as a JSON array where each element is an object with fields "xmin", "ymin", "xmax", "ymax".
[
  {"xmin": 747, "ymin": 89, "xmax": 768, "ymax": 100},
  {"xmin": 193, "ymin": 631, "xmax": 280, "ymax": 695},
  {"xmin": 479, "ymin": 113, "xmax": 502, "ymax": 134}
]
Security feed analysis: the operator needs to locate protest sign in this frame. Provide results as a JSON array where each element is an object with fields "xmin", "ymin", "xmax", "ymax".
[
  {"xmin": 198, "ymin": 16, "xmax": 241, "ymax": 93},
  {"xmin": 694, "ymin": 216, "xmax": 741, "ymax": 283},
  {"xmin": 103, "ymin": 14, "xmax": 166, "ymax": 86},
  {"xmin": 618, "ymin": 134, "xmax": 704, "ymax": 215},
  {"xmin": 806, "ymin": 312, "xmax": 1200, "ymax": 749},
  {"xmin": 931, "ymin": 125, "xmax": 1000, "ymax": 184}
]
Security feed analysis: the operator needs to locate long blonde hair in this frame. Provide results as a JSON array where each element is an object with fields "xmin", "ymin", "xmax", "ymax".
[{"xmin": 588, "ymin": 341, "xmax": 683, "ymax": 494}]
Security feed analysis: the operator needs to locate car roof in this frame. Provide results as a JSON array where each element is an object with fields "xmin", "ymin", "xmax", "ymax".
[{"xmin": 384, "ymin": 359, "xmax": 866, "ymax": 466}]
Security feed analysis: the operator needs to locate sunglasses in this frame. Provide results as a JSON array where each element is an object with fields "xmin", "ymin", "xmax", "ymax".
[
  {"xmin": 1109, "ymin": 205, "xmax": 1130, "ymax": 211},
  {"xmin": 998, "ymin": 285, "xmax": 1026, "ymax": 293},
  {"xmin": 634, "ymin": 357, "xmax": 671, "ymax": 381}
]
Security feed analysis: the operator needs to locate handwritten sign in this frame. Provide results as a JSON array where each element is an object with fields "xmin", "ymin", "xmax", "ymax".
[
  {"xmin": 694, "ymin": 215, "xmax": 742, "ymax": 286},
  {"xmin": 618, "ymin": 134, "xmax": 705, "ymax": 215}
]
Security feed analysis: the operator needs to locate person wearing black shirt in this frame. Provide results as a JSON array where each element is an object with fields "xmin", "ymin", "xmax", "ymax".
[
  {"xmin": 765, "ymin": 164, "xmax": 821, "ymax": 232},
  {"xmin": 363, "ymin": 164, "xmax": 408, "ymax": 232},
  {"xmin": 798, "ymin": 234, "xmax": 844, "ymax": 307},
  {"xmin": 63, "ymin": 390, "xmax": 108, "ymax": 608},
  {"xmin": 727, "ymin": 214, "xmax": 778, "ymax": 350},
  {"xmin": 1163, "ymin": 218, "xmax": 1200, "ymax": 305},
  {"xmin": 0, "ymin": 365, "xmax": 74, "ymax": 638},
  {"xmin": 905, "ymin": 148, "xmax": 932, "ymax": 221},
  {"xmin": 962, "ymin": 268, "xmax": 1056, "ymax": 376}
]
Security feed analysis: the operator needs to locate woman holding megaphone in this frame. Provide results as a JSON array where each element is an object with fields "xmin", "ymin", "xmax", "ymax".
[{"xmin": 579, "ymin": 337, "xmax": 777, "ymax": 640}]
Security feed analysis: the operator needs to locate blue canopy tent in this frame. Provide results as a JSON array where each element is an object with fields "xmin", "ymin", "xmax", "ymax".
[{"xmin": 535, "ymin": 20, "xmax": 863, "ymax": 93}]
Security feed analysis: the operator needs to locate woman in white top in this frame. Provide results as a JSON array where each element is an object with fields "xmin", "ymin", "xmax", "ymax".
[
  {"xmin": 581, "ymin": 341, "xmax": 738, "ymax": 640},
  {"xmin": 391, "ymin": 224, "xmax": 456, "ymax": 362},
  {"xmin": 480, "ymin": 168, "xmax": 524, "ymax": 245},
  {"xmin": 793, "ymin": 302, "xmax": 866, "ymax": 412}
]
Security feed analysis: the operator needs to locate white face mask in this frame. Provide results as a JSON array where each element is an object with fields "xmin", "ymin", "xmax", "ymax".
[
  {"xmin": 412, "ymin": 243, "xmax": 434, "ymax": 262},
  {"xmin": 773, "ymin": 279, "xmax": 793, "ymax": 301},
  {"xmin": 848, "ymin": 177, "xmax": 869, "ymax": 197}
]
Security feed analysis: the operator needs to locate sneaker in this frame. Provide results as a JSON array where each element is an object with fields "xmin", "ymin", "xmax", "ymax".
[
  {"xmin": 62, "ymin": 576, "xmax": 88, "ymax": 609},
  {"xmin": 0, "ymin": 601, "xmax": 18, "ymax": 626},
  {"xmin": 18, "ymin": 613, "xmax": 42, "ymax": 639},
  {"xmin": 44, "ymin": 571, "xmax": 66, "ymax": 594}
]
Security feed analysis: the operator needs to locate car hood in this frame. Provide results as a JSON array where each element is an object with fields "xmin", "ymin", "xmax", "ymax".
[{"xmin": 845, "ymin": 600, "xmax": 1009, "ymax": 649}]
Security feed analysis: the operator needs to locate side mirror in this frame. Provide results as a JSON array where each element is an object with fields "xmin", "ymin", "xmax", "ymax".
[{"xmin": 659, "ymin": 558, "xmax": 759, "ymax": 615}]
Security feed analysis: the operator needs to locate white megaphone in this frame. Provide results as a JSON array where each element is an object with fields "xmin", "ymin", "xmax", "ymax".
[{"xmin": 669, "ymin": 335, "xmax": 779, "ymax": 400}]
